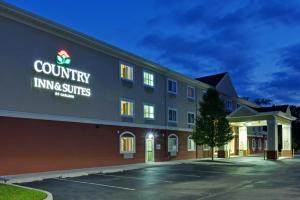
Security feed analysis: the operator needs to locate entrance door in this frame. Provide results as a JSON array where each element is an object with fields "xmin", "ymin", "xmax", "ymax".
[{"xmin": 146, "ymin": 139, "xmax": 154, "ymax": 162}]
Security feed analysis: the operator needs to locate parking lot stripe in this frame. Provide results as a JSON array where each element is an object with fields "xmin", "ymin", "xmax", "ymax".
[
  {"xmin": 95, "ymin": 174, "xmax": 172, "ymax": 183},
  {"xmin": 54, "ymin": 178, "xmax": 135, "ymax": 191},
  {"xmin": 145, "ymin": 169, "xmax": 251, "ymax": 176}
]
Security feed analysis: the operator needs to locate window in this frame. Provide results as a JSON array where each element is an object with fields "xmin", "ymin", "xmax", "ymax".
[
  {"xmin": 120, "ymin": 131, "xmax": 136, "ymax": 153},
  {"xmin": 120, "ymin": 99, "xmax": 134, "ymax": 117},
  {"xmin": 187, "ymin": 135, "xmax": 196, "ymax": 151},
  {"xmin": 225, "ymin": 100, "xmax": 233, "ymax": 111},
  {"xmin": 252, "ymin": 139, "xmax": 256, "ymax": 150},
  {"xmin": 144, "ymin": 104, "xmax": 155, "ymax": 119},
  {"xmin": 203, "ymin": 144, "xmax": 210, "ymax": 150},
  {"xmin": 187, "ymin": 86, "xmax": 195, "ymax": 99},
  {"xmin": 168, "ymin": 134, "xmax": 178, "ymax": 152},
  {"xmin": 143, "ymin": 71, "xmax": 154, "ymax": 87},
  {"xmin": 187, "ymin": 112, "xmax": 195, "ymax": 125},
  {"xmin": 168, "ymin": 108, "xmax": 177, "ymax": 122},
  {"xmin": 237, "ymin": 103, "xmax": 241, "ymax": 109},
  {"xmin": 167, "ymin": 79, "xmax": 177, "ymax": 94},
  {"xmin": 120, "ymin": 62, "xmax": 133, "ymax": 81},
  {"xmin": 258, "ymin": 139, "xmax": 262, "ymax": 150}
]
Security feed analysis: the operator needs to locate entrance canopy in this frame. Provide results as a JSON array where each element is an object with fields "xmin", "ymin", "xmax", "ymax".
[{"xmin": 227, "ymin": 105, "xmax": 296, "ymax": 159}]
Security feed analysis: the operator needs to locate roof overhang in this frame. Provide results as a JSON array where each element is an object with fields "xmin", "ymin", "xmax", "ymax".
[{"xmin": 227, "ymin": 106, "xmax": 296, "ymax": 126}]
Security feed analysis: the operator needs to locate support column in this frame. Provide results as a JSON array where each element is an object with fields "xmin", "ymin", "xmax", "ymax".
[
  {"xmin": 281, "ymin": 124, "xmax": 292, "ymax": 157},
  {"xmin": 267, "ymin": 118, "xmax": 278, "ymax": 160},
  {"xmin": 238, "ymin": 126, "xmax": 247, "ymax": 156}
]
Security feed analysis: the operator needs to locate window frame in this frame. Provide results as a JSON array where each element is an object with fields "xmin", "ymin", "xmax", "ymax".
[
  {"xmin": 167, "ymin": 78, "xmax": 178, "ymax": 95},
  {"xmin": 186, "ymin": 85, "xmax": 195, "ymax": 100},
  {"xmin": 225, "ymin": 99, "xmax": 233, "ymax": 111},
  {"xmin": 258, "ymin": 138, "xmax": 262, "ymax": 150},
  {"xmin": 168, "ymin": 134, "xmax": 179, "ymax": 152},
  {"xmin": 168, "ymin": 107, "xmax": 178, "ymax": 123},
  {"xmin": 187, "ymin": 112, "xmax": 196, "ymax": 125},
  {"xmin": 119, "ymin": 61, "xmax": 134, "ymax": 82},
  {"xmin": 187, "ymin": 135, "xmax": 196, "ymax": 151},
  {"xmin": 119, "ymin": 131, "xmax": 136, "ymax": 154},
  {"xmin": 143, "ymin": 103, "xmax": 155, "ymax": 120},
  {"xmin": 120, "ymin": 98, "xmax": 135, "ymax": 118},
  {"xmin": 252, "ymin": 138, "xmax": 256, "ymax": 149},
  {"xmin": 143, "ymin": 70, "xmax": 155, "ymax": 88}
]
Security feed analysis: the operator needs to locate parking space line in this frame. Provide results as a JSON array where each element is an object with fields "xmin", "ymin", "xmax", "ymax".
[
  {"xmin": 53, "ymin": 178, "xmax": 135, "ymax": 191},
  {"xmin": 145, "ymin": 169, "xmax": 251, "ymax": 176},
  {"xmin": 95, "ymin": 174, "xmax": 172, "ymax": 183}
]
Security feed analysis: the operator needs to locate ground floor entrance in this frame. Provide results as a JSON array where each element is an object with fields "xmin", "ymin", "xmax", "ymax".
[{"xmin": 145, "ymin": 133, "xmax": 155, "ymax": 162}]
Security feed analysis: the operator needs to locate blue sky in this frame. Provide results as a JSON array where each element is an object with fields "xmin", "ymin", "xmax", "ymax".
[{"xmin": 4, "ymin": 0, "xmax": 300, "ymax": 105}]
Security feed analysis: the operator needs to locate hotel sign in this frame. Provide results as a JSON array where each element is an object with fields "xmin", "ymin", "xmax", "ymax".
[{"xmin": 32, "ymin": 50, "xmax": 91, "ymax": 99}]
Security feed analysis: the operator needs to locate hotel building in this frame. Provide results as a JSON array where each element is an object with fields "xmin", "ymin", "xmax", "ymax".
[{"xmin": 0, "ymin": 3, "xmax": 295, "ymax": 176}]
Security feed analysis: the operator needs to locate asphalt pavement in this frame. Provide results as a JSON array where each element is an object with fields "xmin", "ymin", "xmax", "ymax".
[{"xmin": 19, "ymin": 156, "xmax": 300, "ymax": 200}]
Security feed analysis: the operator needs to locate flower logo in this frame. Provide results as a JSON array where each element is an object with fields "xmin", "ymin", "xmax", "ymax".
[{"xmin": 56, "ymin": 49, "xmax": 71, "ymax": 65}]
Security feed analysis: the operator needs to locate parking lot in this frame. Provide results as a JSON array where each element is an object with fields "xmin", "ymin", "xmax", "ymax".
[{"xmin": 19, "ymin": 157, "xmax": 300, "ymax": 200}]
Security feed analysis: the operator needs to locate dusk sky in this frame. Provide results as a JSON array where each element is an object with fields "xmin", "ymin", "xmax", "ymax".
[{"xmin": 5, "ymin": 0, "xmax": 300, "ymax": 105}]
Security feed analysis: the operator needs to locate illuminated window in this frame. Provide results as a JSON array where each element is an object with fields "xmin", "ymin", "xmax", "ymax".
[
  {"xmin": 167, "ymin": 79, "xmax": 177, "ymax": 94},
  {"xmin": 187, "ymin": 112, "xmax": 195, "ymax": 125},
  {"xmin": 168, "ymin": 108, "xmax": 177, "ymax": 122},
  {"xmin": 144, "ymin": 104, "xmax": 155, "ymax": 119},
  {"xmin": 120, "ymin": 131, "xmax": 135, "ymax": 153},
  {"xmin": 168, "ymin": 134, "xmax": 178, "ymax": 152},
  {"xmin": 143, "ymin": 71, "xmax": 154, "ymax": 87},
  {"xmin": 120, "ymin": 63, "xmax": 133, "ymax": 81},
  {"xmin": 187, "ymin": 86, "xmax": 195, "ymax": 99},
  {"xmin": 120, "ymin": 99, "xmax": 134, "ymax": 117},
  {"xmin": 187, "ymin": 135, "xmax": 196, "ymax": 151}
]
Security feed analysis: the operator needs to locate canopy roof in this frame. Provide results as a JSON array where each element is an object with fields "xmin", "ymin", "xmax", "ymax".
[{"xmin": 227, "ymin": 105, "xmax": 296, "ymax": 126}]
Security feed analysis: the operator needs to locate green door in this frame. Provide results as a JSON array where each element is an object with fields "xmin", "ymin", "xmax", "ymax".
[{"xmin": 146, "ymin": 139, "xmax": 154, "ymax": 162}]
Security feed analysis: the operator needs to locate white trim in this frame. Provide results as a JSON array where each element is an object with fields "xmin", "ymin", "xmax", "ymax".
[
  {"xmin": 168, "ymin": 108, "xmax": 178, "ymax": 123},
  {"xmin": 0, "ymin": 109, "xmax": 193, "ymax": 132},
  {"xmin": 187, "ymin": 112, "xmax": 196, "ymax": 125},
  {"xmin": 227, "ymin": 105, "xmax": 259, "ymax": 118},
  {"xmin": 168, "ymin": 134, "xmax": 179, "ymax": 152},
  {"xmin": 167, "ymin": 78, "xmax": 177, "ymax": 95},
  {"xmin": 186, "ymin": 85, "xmax": 195, "ymax": 100},
  {"xmin": 120, "ymin": 98, "xmax": 135, "ymax": 118},
  {"xmin": 143, "ymin": 69, "xmax": 155, "ymax": 88},
  {"xmin": 119, "ymin": 131, "xmax": 136, "ymax": 154},
  {"xmin": 187, "ymin": 135, "xmax": 196, "ymax": 152}
]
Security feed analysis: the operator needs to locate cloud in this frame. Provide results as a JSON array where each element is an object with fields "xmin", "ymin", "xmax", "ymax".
[
  {"xmin": 136, "ymin": 0, "xmax": 300, "ymax": 105},
  {"xmin": 278, "ymin": 42, "xmax": 300, "ymax": 73},
  {"xmin": 258, "ymin": 72, "xmax": 300, "ymax": 105}
]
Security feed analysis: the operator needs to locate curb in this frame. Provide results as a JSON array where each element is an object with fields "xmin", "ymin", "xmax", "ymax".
[
  {"xmin": 2, "ymin": 160, "xmax": 196, "ymax": 184},
  {"xmin": 8, "ymin": 183, "xmax": 53, "ymax": 200}
]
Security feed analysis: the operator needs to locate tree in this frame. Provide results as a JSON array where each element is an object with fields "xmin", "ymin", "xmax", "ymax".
[
  {"xmin": 192, "ymin": 88, "xmax": 233, "ymax": 160},
  {"xmin": 254, "ymin": 98, "xmax": 273, "ymax": 106}
]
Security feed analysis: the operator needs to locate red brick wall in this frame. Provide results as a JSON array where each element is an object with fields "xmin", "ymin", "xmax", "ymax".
[
  {"xmin": 0, "ymin": 116, "xmax": 149, "ymax": 175},
  {"xmin": 0, "ymin": 116, "xmax": 204, "ymax": 175}
]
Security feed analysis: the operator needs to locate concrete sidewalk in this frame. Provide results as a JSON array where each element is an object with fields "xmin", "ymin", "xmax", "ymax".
[
  {"xmin": 1, "ymin": 159, "xmax": 198, "ymax": 184},
  {"xmin": 1, "ymin": 156, "xmax": 293, "ymax": 184}
]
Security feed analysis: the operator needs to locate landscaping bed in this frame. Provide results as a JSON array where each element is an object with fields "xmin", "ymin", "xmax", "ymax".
[{"xmin": 0, "ymin": 183, "xmax": 47, "ymax": 200}]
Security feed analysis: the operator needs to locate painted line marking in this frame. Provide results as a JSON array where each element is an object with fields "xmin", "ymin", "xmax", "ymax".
[
  {"xmin": 95, "ymin": 174, "xmax": 172, "ymax": 183},
  {"xmin": 144, "ymin": 169, "xmax": 253, "ymax": 176},
  {"xmin": 54, "ymin": 178, "xmax": 135, "ymax": 191}
]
